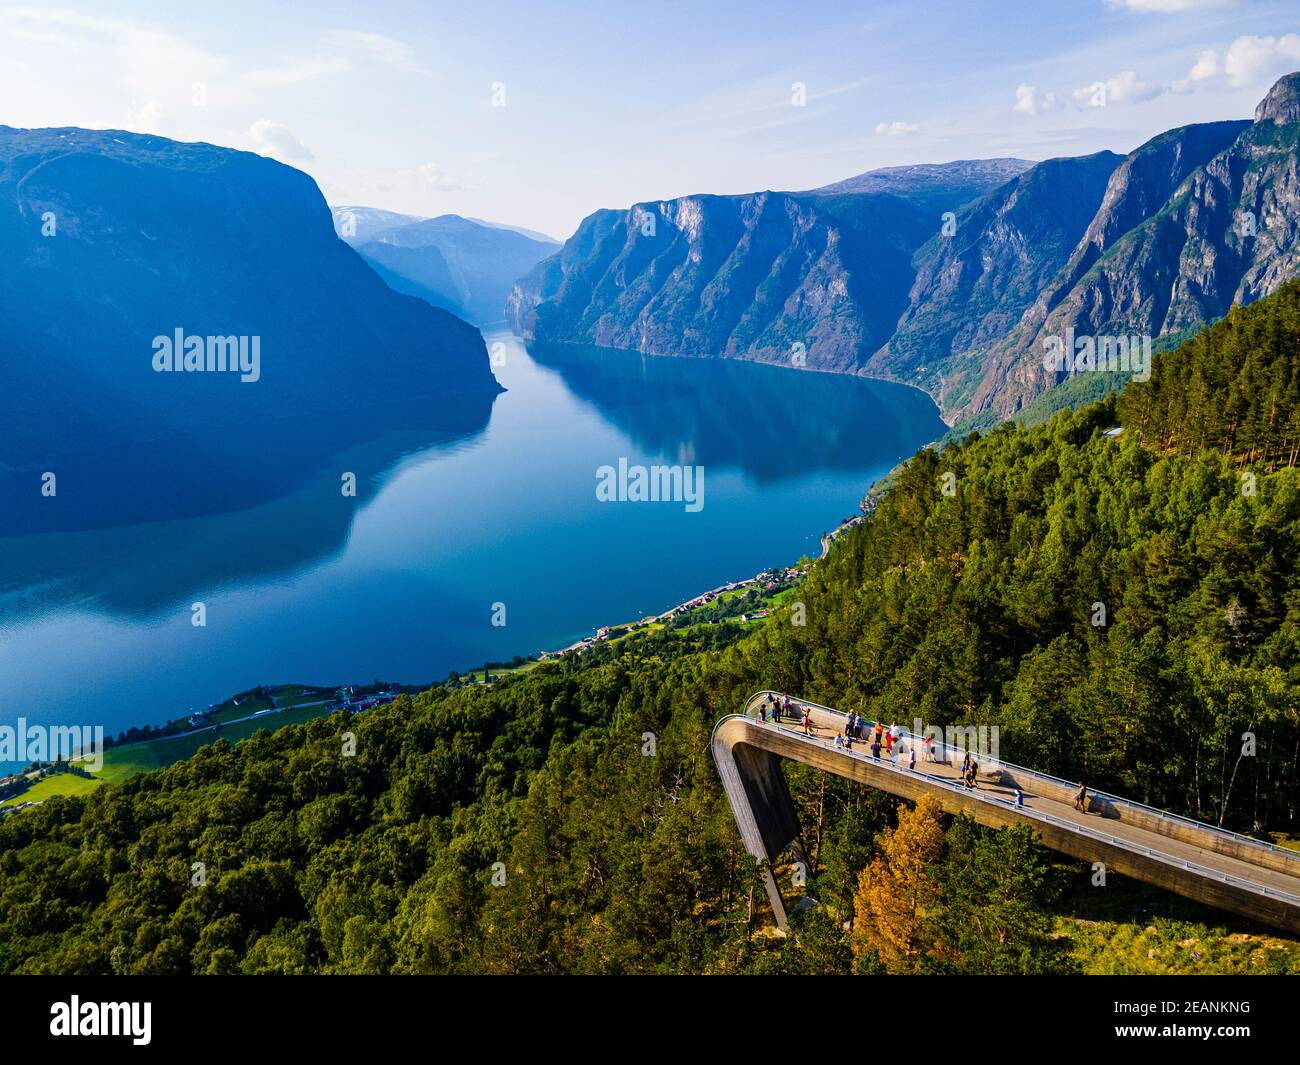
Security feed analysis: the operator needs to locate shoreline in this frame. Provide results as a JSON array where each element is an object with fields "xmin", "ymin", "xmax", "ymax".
[
  {"xmin": 2, "ymin": 357, "xmax": 913, "ymax": 792},
  {"xmin": 530, "ymin": 336, "xmax": 952, "ymax": 424},
  {"xmin": 0, "ymin": 561, "xmax": 812, "ymax": 796},
  {"xmin": 540, "ymin": 563, "xmax": 807, "ymax": 659},
  {"xmin": 2, "ymin": 492, "xmax": 866, "ymax": 788}
]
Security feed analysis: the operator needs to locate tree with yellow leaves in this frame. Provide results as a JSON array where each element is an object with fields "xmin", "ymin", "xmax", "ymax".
[{"xmin": 852, "ymin": 793, "xmax": 943, "ymax": 973}]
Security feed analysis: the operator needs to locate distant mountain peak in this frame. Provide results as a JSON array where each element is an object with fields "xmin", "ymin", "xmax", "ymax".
[
  {"xmin": 464, "ymin": 216, "xmax": 560, "ymax": 245},
  {"xmin": 1255, "ymin": 70, "xmax": 1300, "ymax": 125},
  {"xmin": 330, "ymin": 206, "xmax": 559, "ymax": 248},
  {"xmin": 330, "ymin": 205, "xmax": 424, "ymax": 244},
  {"xmin": 333, "ymin": 206, "xmax": 560, "ymax": 327},
  {"xmin": 809, "ymin": 158, "xmax": 1036, "ymax": 198},
  {"xmin": 509, "ymin": 81, "xmax": 1300, "ymax": 430}
]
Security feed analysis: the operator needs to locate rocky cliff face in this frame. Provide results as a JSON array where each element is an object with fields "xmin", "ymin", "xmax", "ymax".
[
  {"xmin": 0, "ymin": 127, "xmax": 500, "ymax": 525},
  {"xmin": 512, "ymin": 74, "xmax": 1300, "ymax": 427},
  {"xmin": 1257, "ymin": 70, "xmax": 1300, "ymax": 124},
  {"xmin": 969, "ymin": 119, "xmax": 1254, "ymax": 419},
  {"xmin": 512, "ymin": 191, "xmax": 916, "ymax": 372},
  {"xmin": 507, "ymin": 208, "xmax": 625, "ymax": 336},
  {"xmin": 867, "ymin": 150, "xmax": 1123, "ymax": 411},
  {"xmin": 506, "ymin": 159, "xmax": 1022, "ymax": 375},
  {"xmin": 973, "ymin": 104, "xmax": 1300, "ymax": 421}
]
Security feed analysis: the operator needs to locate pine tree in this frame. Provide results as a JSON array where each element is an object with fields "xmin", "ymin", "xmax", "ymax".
[{"xmin": 851, "ymin": 793, "xmax": 944, "ymax": 972}]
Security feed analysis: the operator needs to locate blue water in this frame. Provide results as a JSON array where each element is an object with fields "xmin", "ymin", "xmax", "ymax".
[{"xmin": 0, "ymin": 335, "xmax": 944, "ymax": 769}]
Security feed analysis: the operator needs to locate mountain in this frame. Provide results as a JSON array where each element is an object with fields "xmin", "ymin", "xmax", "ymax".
[
  {"xmin": 0, "ymin": 127, "xmax": 499, "ymax": 530},
  {"xmin": 7, "ymin": 289, "xmax": 1300, "ymax": 976},
  {"xmin": 506, "ymin": 158, "xmax": 1026, "ymax": 371},
  {"xmin": 333, "ymin": 208, "xmax": 559, "ymax": 327},
  {"xmin": 511, "ymin": 74, "xmax": 1300, "ymax": 426},
  {"xmin": 510, "ymin": 190, "xmax": 931, "ymax": 371},
  {"xmin": 330, "ymin": 205, "xmax": 424, "ymax": 243},
  {"xmin": 867, "ymin": 150, "xmax": 1124, "ymax": 410},
  {"xmin": 505, "ymin": 160, "xmax": 1041, "ymax": 374},
  {"xmin": 350, "ymin": 239, "xmax": 465, "ymax": 317},
  {"xmin": 808, "ymin": 157, "xmax": 1034, "ymax": 210},
  {"xmin": 967, "ymin": 118, "xmax": 1255, "ymax": 420}
]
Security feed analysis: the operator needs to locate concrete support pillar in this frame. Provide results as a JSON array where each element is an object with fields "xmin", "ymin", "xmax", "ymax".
[{"xmin": 712, "ymin": 718, "xmax": 803, "ymax": 930}]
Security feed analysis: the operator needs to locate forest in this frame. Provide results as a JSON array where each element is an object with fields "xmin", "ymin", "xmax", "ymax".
[
  {"xmin": 1, "ymin": 284, "xmax": 1298, "ymax": 975},
  {"xmin": 1120, "ymin": 279, "xmax": 1300, "ymax": 467}
]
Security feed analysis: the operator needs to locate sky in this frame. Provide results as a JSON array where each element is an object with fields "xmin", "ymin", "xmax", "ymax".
[{"xmin": 1, "ymin": 0, "xmax": 1298, "ymax": 240}]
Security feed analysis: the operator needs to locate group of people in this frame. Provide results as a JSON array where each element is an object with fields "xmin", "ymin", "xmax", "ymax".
[
  {"xmin": 838, "ymin": 713, "xmax": 900, "ymax": 750},
  {"xmin": 759, "ymin": 696, "xmax": 938, "ymax": 772},
  {"xmin": 758, "ymin": 693, "xmax": 1060, "ymax": 811},
  {"xmin": 831, "ymin": 714, "xmax": 928, "ymax": 771},
  {"xmin": 758, "ymin": 695, "xmax": 830, "ymax": 743},
  {"xmin": 758, "ymin": 693, "xmax": 795, "ymax": 724},
  {"xmin": 760, "ymin": 694, "xmax": 1095, "ymax": 815},
  {"xmin": 836, "ymin": 728, "xmax": 919, "ymax": 771}
]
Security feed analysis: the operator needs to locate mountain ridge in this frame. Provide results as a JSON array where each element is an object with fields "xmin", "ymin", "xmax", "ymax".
[
  {"xmin": 510, "ymin": 74, "xmax": 1300, "ymax": 426},
  {"xmin": 0, "ymin": 126, "xmax": 500, "ymax": 529},
  {"xmin": 332, "ymin": 207, "xmax": 558, "ymax": 327}
]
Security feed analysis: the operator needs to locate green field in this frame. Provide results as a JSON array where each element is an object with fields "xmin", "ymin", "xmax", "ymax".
[
  {"xmin": 276, "ymin": 691, "xmax": 331, "ymax": 709},
  {"xmin": 202, "ymin": 693, "xmax": 275, "ymax": 726},
  {"xmin": 0, "ymin": 772, "xmax": 103, "ymax": 808},
  {"xmin": 3, "ymin": 698, "xmax": 354, "ymax": 805},
  {"xmin": 464, "ymin": 660, "xmax": 543, "ymax": 683},
  {"xmin": 154, "ymin": 685, "xmax": 332, "ymax": 733},
  {"xmin": 106, "ymin": 702, "xmax": 343, "ymax": 773}
]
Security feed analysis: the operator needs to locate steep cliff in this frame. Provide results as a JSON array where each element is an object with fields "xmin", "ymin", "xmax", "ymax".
[{"xmin": 510, "ymin": 74, "xmax": 1300, "ymax": 427}]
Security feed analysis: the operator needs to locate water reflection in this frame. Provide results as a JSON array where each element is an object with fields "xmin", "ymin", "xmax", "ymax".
[
  {"xmin": 0, "ymin": 396, "xmax": 496, "ymax": 619},
  {"xmin": 526, "ymin": 342, "xmax": 940, "ymax": 482},
  {"xmin": 0, "ymin": 336, "xmax": 946, "ymax": 749}
]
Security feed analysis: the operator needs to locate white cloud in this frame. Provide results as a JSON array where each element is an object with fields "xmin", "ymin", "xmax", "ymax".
[
  {"xmin": 0, "ymin": 8, "xmax": 228, "ymax": 101},
  {"xmin": 1173, "ymin": 34, "xmax": 1300, "ymax": 94},
  {"xmin": 874, "ymin": 120, "xmax": 918, "ymax": 136},
  {"xmin": 249, "ymin": 119, "xmax": 314, "ymax": 162},
  {"xmin": 1223, "ymin": 34, "xmax": 1300, "ymax": 88},
  {"xmin": 1106, "ymin": 0, "xmax": 1232, "ymax": 11},
  {"xmin": 1072, "ymin": 70, "xmax": 1161, "ymax": 107},
  {"xmin": 397, "ymin": 162, "xmax": 462, "ymax": 193},
  {"xmin": 1188, "ymin": 49, "xmax": 1220, "ymax": 82},
  {"xmin": 1013, "ymin": 84, "xmax": 1060, "ymax": 115},
  {"xmin": 126, "ymin": 100, "xmax": 166, "ymax": 135},
  {"xmin": 321, "ymin": 30, "xmax": 425, "ymax": 74},
  {"xmin": 1106, "ymin": 70, "xmax": 1161, "ymax": 104},
  {"xmin": 241, "ymin": 56, "xmax": 349, "ymax": 90},
  {"xmin": 0, "ymin": 7, "xmax": 363, "ymax": 116},
  {"xmin": 1171, "ymin": 49, "xmax": 1219, "ymax": 93}
]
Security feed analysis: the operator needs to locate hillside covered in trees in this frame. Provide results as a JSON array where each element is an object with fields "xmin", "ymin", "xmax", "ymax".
[
  {"xmin": 1121, "ymin": 278, "xmax": 1300, "ymax": 466},
  {"xmin": 2, "ymin": 287, "xmax": 1299, "ymax": 975}
]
